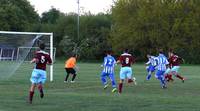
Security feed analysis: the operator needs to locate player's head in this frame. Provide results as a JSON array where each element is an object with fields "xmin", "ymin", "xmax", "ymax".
[
  {"xmin": 106, "ymin": 49, "xmax": 112, "ymax": 55},
  {"xmin": 124, "ymin": 49, "xmax": 129, "ymax": 53},
  {"xmin": 72, "ymin": 53, "xmax": 78, "ymax": 58},
  {"xmin": 39, "ymin": 43, "xmax": 45, "ymax": 50},
  {"xmin": 147, "ymin": 54, "xmax": 151, "ymax": 58},
  {"xmin": 158, "ymin": 48, "xmax": 164, "ymax": 54}
]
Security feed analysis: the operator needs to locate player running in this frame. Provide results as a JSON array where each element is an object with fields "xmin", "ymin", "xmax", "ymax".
[
  {"xmin": 64, "ymin": 54, "xmax": 78, "ymax": 83},
  {"xmin": 117, "ymin": 49, "xmax": 136, "ymax": 94},
  {"xmin": 155, "ymin": 49, "xmax": 169, "ymax": 89},
  {"xmin": 165, "ymin": 51, "xmax": 185, "ymax": 82},
  {"xmin": 29, "ymin": 43, "xmax": 52, "ymax": 104},
  {"xmin": 100, "ymin": 50, "xmax": 117, "ymax": 93},
  {"xmin": 145, "ymin": 54, "xmax": 157, "ymax": 80}
]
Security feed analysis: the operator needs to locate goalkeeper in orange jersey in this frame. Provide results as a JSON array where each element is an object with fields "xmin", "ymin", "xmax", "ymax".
[{"xmin": 64, "ymin": 54, "xmax": 78, "ymax": 83}]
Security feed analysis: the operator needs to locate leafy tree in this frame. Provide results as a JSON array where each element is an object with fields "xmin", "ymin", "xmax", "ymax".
[{"xmin": 0, "ymin": 0, "xmax": 39, "ymax": 31}]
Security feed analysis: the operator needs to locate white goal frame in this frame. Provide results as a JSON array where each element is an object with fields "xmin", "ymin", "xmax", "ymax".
[{"xmin": 0, "ymin": 31, "xmax": 54, "ymax": 82}]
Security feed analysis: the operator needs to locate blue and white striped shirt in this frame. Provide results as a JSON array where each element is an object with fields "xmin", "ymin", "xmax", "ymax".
[
  {"xmin": 102, "ymin": 55, "xmax": 116, "ymax": 74},
  {"xmin": 146, "ymin": 56, "xmax": 157, "ymax": 66},
  {"xmin": 155, "ymin": 54, "xmax": 169, "ymax": 71}
]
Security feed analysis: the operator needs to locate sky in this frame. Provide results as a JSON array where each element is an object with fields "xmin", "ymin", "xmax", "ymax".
[{"xmin": 28, "ymin": 0, "xmax": 114, "ymax": 15}]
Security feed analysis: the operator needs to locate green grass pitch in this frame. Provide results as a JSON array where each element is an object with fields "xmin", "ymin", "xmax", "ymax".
[{"xmin": 0, "ymin": 62, "xmax": 200, "ymax": 111}]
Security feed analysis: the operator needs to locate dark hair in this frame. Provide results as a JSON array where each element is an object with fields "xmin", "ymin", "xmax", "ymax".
[
  {"xmin": 39, "ymin": 43, "xmax": 45, "ymax": 50},
  {"xmin": 159, "ymin": 48, "xmax": 164, "ymax": 54},
  {"xmin": 106, "ymin": 49, "xmax": 112, "ymax": 55},
  {"xmin": 72, "ymin": 53, "xmax": 77, "ymax": 57},
  {"xmin": 124, "ymin": 49, "xmax": 129, "ymax": 53}
]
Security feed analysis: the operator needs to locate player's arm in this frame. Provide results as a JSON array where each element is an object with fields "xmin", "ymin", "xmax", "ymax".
[
  {"xmin": 145, "ymin": 60, "xmax": 150, "ymax": 65},
  {"xmin": 30, "ymin": 58, "xmax": 37, "ymax": 63},
  {"xmin": 165, "ymin": 59, "xmax": 170, "ymax": 69},
  {"xmin": 47, "ymin": 55, "xmax": 53, "ymax": 65},
  {"xmin": 116, "ymin": 56, "xmax": 121, "ymax": 64}
]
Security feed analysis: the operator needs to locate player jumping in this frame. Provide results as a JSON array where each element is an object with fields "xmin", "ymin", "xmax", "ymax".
[
  {"xmin": 100, "ymin": 50, "xmax": 117, "ymax": 93},
  {"xmin": 29, "ymin": 43, "xmax": 52, "ymax": 104},
  {"xmin": 117, "ymin": 49, "xmax": 136, "ymax": 94}
]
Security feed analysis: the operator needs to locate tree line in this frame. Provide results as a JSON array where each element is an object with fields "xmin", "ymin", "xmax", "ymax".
[{"xmin": 0, "ymin": 0, "xmax": 200, "ymax": 63}]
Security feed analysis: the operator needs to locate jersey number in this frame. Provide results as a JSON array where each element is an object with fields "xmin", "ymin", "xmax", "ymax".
[
  {"xmin": 125, "ymin": 58, "xmax": 129, "ymax": 64},
  {"xmin": 108, "ymin": 59, "xmax": 112, "ymax": 65},
  {"xmin": 41, "ymin": 56, "xmax": 45, "ymax": 63}
]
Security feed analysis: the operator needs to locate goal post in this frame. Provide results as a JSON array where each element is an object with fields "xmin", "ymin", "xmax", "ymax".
[{"xmin": 0, "ymin": 31, "xmax": 54, "ymax": 81}]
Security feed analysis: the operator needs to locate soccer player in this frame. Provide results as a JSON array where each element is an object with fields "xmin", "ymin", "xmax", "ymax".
[
  {"xmin": 29, "ymin": 43, "xmax": 52, "ymax": 104},
  {"xmin": 145, "ymin": 54, "xmax": 157, "ymax": 80},
  {"xmin": 155, "ymin": 49, "xmax": 169, "ymax": 89},
  {"xmin": 117, "ymin": 49, "xmax": 136, "ymax": 94},
  {"xmin": 166, "ymin": 51, "xmax": 185, "ymax": 82},
  {"xmin": 100, "ymin": 50, "xmax": 117, "ymax": 93},
  {"xmin": 64, "ymin": 54, "xmax": 78, "ymax": 83}
]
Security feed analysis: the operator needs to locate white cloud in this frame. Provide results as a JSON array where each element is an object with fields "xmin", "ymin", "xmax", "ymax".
[{"xmin": 28, "ymin": 0, "xmax": 114, "ymax": 15}]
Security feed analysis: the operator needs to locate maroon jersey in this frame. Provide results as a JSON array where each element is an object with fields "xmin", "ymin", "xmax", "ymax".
[
  {"xmin": 119, "ymin": 53, "xmax": 134, "ymax": 67},
  {"xmin": 169, "ymin": 55, "xmax": 182, "ymax": 66},
  {"xmin": 34, "ymin": 50, "xmax": 52, "ymax": 70}
]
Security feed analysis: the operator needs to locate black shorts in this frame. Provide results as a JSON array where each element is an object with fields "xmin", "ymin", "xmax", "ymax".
[{"xmin": 65, "ymin": 68, "xmax": 76, "ymax": 75}]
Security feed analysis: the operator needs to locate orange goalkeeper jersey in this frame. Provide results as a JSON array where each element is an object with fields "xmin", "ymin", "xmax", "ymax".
[{"xmin": 65, "ymin": 57, "xmax": 76, "ymax": 68}]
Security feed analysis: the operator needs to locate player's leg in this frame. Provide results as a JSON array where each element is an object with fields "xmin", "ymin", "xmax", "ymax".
[
  {"xmin": 71, "ymin": 68, "xmax": 77, "ymax": 83},
  {"xmin": 155, "ymin": 70, "xmax": 166, "ymax": 88},
  {"xmin": 101, "ymin": 72, "xmax": 108, "ymax": 89},
  {"xmin": 127, "ymin": 67, "xmax": 136, "ymax": 84},
  {"xmin": 109, "ymin": 73, "xmax": 117, "ymax": 92},
  {"xmin": 29, "ymin": 84, "xmax": 36, "ymax": 104},
  {"xmin": 29, "ymin": 69, "xmax": 39, "ymax": 104},
  {"xmin": 171, "ymin": 66, "xmax": 185, "ymax": 82},
  {"xmin": 164, "ymin": 68, "xmax": 173, "ymax": 82},
  {"xmin": 37, "ymin": 70, "xmax": 46, "ymax": 98},
  {"xmin": 146, "ymin": 65, "xmax": 152, "ymax": 80},
  {"xmin": 64, "ymin": 68, "xmax": 70, "ymax": 82},
  {"xmin": 118, "ymin": 79, "xmax": 124, "ymax": 94},
  {"xmin": 118, "ymin": 68, "xmax": 125, "ymax": 94}
]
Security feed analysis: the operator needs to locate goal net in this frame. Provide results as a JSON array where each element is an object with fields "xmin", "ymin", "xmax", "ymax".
[{"xmin": 0, "ymin": 31, "xmax": 54, "ymax": 81}]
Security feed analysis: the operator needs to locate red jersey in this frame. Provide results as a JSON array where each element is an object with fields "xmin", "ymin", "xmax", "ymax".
[
  {"xmin": 34, "ymin": 50, "xmax": 52, "ymax": 70},
  {"xmin": 119, "ymin": 53, "xmax": 134, "ymax": 67},
  {"xmin": 169, "ymin": 55, "xmax": 182, "ymax": 67}
]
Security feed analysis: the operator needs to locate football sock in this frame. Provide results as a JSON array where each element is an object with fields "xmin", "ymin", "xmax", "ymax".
[
  {"xmin": 118, "ymin": 83, "xmax": 123, "ymax": 93},
  {"xmin": 38, "ymin": 85, "xmax": 44, "ymax": 98},
  {"xmin": 101, "ymin": 76, "xmax": 107, "ymax": 85},
  {"xmin": 165, "ymin": 74, "xmax": 173, "ymax": 82},
  {"xmin": 72, "ymin": 74, "xmax": 77, "ymax": 81},
  {"xmin": 65, "ymin": 73, "xmax": 70, "ymax": 81},
  {"xmin": 146, "ymin": 73, "xmax": 151, "ymax": 80},
  {"xmin": 158, "ymin": 76, "xmax": 165, "ymax": 86},
  {"xmin": 128, "ymin": 79, "xmax": 133, "ymax": 83},
  {"xmin": 29, "ymin": 91, "xmax": 34, "ymax": 103},
  {"xmin": 111, "ymin": 80, "xmax": 116, "ymax": 88},
  {"xmin": 176, "ymin": 74, "xmax": 183, "ymax": 80}
]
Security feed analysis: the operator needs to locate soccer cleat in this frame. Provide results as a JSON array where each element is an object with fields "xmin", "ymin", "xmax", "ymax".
[
  {"xmin": 64, "ymin": 81, "xmax": 68, "ymax": 83},
  {"xmin": 182, "ymin": 78, "xmax": 185, "ymax": 83},
  {"xmin": 112, "ymin": 88, "xmax": 117, "ymax": 93},
  {"xmin": 70, "ymin": 81, "xmax": 75, "ymax": 83},
  {"xmin": 162, "ymin": 85, "xmax": 167, "ymax": 89},
  {"xmin": 133, "ymin": 77, "xmax": 137, "ymax": 85},
  {"xmin": 103, "ymin": 84, "xmax": 108, "ymax": 89}
]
